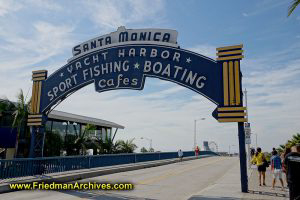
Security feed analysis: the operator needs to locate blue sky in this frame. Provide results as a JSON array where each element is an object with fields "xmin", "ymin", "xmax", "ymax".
[{"xmin": 0, "ymin": 0, "xmax": 299, "ymax": 153}]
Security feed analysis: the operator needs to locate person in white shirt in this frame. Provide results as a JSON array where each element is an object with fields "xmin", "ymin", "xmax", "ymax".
[{"xmin": 178, "ymin": 149, "xmax": 183, "ymax": 162}]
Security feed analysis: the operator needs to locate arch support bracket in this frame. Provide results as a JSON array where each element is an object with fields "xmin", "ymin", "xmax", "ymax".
[
  {"xmin": 28, "ymin": 70, "xmax": 48, "ymax": 158},
  {"xmin": 213, "ymin": 44, "xmax": 248, "ymax": 123}
]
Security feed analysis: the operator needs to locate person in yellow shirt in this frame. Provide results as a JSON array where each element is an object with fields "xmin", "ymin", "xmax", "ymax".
[{"xmin": 251, "ymin": 147, "xmax": 266, "ymax": 186}]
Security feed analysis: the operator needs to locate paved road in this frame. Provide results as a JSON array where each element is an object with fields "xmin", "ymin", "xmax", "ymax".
[{"xmin": 1, "ymin": 157, "xmax": 238, "ymax": 200}]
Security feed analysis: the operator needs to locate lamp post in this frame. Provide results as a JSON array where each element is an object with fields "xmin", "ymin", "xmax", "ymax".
[
  {"xmin": 244, "ymin": 88, "xmax": 251, "ymax": 168},
  {"xmin": 194, "ymin": 118, "xmax": 206, "ymax": 150},
  {"xmin": 62, "ymin": 121, "xmax": 69, "ymax": 141},
  {"xmin": 141, "ymin": 137, "xmax": 152, "ymax": 151},
  {"xmin": 253, "ymin": 133, "xmax": 258, "ymax": 149}
]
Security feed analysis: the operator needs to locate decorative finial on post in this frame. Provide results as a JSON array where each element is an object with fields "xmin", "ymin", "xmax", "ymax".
[{"xmin": 215, "ymin": 45, "xmax": 247, "ymax": 123}]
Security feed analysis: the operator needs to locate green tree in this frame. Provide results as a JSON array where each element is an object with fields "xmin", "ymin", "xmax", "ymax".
[
  {"xmin": 93, "ymin": 134, "xmax": 115, "ymax": 154},
  {"xmin": 288, "ymin": 0, "xmax": 300, "ymax": 16},
  {"xmin": 140, "ymin": 147, "xmax": 148, "ymax": 153},
  {"xmin": 276, "ymin": 144, "xmax": 286, "ymax": 154},
  {"xmin": 292, "ymin": 133, "xmax": 300, "ymax": 142},
  {"xmin": 0, "ymin": 98, "xmax": 16, "ymax": 128},
  {"xmin": 0, "ymin": 99, "xmax": 16, "ymax": 155},
  {"xmin": 119, "ymin": 139, "xmax": 137, "ymax": 153},
  {"xmin": 276, "ymin": 133, "xmax": 300, "ymax": 154},
  {"xmin": 74, "ymin": 124, "xmax": 96, "ymax": 155},
  {"xmin": 12, "ymin": 89, "xmax": 31, "ymax": 157},
  {"xmin": 63, "ymin": 124, "xmax": 97, "ymax": 156},
  {"xmin": 0, "ymin": 98, "xmax": 16, "ymax": 114},
  {"xmin": 64, "ymin": 134, "xmax": 77, "ymax": 156},
  {"xmin": 111, "ymin": 139, "xmax": 123, "ymax": 153},
  {"xmin": 44, "ymin": 130, "xmax": 63, "ymax": 157},
  {"xmin": 287, "ymin": 133, "xmax": 300, "ymax": 147}
]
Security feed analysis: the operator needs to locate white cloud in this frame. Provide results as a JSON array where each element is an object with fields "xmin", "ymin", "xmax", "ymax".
[
  {"xmin": 81, "ymin": 0, "xmax": 165, "ymax": 32},
  {"xmin": 0, "ymin": 18, "xmax": 75, "ymax": 101},
  {"xmin": 142, "ymin": 85, "xmax": 186, "ymax": 100},
  {"xmin": 242, "ymin": 57, "xmax": 300, "ymax": 149},
  {"xmin": 27, "ymin": 0, "xmax": 62, "ymax": 11},
  {"xmin": 188, "ymin": 45, "xmax": 216, "ymax": 59},
  {"xmin": 0, "ymin": 21, "xmax": 74, "ymax": 72},
  {"xmin": 242, "ymin": 0, "xmax": 289, "ymax": 17},
  {"xmin": 0, "ymin": 0, "xmax": 23, "ymax": 16},
  {"xmin": 245, "ymin": 61, "xmax": 300, "ymax": 87},
  {"xmin": 0, "ymin": 0, "xmax": 61, "ymax": 17}
]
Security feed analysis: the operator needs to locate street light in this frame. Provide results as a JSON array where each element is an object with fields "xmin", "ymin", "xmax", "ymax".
[
  {"xmin": 141, "ymin": 137, "xmax": 152, "ymax": 151},
  {"xmin": 252, "ymin": 133, "xmax": 258, "ymax": 149},
  {"xmin": 194, "ymin": 118, "xmax": 206, "ymax": 150}
]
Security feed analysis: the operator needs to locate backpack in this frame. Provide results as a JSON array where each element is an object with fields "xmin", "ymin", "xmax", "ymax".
[{"xmin": 263, "ymin": 158, "xmax": 269, "ymax": 168}]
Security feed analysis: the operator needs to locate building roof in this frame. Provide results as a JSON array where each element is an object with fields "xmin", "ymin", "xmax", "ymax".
[{"xmin": 48, "ymin": 110, "xmax": 125, "ymax": 129}]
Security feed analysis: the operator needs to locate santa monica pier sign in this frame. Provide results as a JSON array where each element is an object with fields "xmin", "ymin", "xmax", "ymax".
[
  {"xmin": 28, "ymin": 26, "xmax": 246, "ymax": 116},
  {"xmin": 27, "ymin": 26, "xmax": 248, "ymax": 192}
]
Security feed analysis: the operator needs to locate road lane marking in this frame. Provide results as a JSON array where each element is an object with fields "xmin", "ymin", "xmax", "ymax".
[{"xmin": 137, "ymin": 157, "xmax": 229, "ymax": 185}]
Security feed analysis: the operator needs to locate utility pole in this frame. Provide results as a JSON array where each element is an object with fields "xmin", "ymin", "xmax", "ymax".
[
  {"xmin": 194, "ymin": 118, "xmax": 205, "ymax": 151},
  {"xmin": 194, "ymin": 120, "xmax": 196, "ymax": 150}
]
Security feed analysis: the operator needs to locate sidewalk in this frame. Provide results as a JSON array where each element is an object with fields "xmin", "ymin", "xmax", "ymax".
[
  {"xmin": 248, "ymin": 165, "xmax": 289, "ymax": 200},
  {"xmin": 188, "ymin": 158, "xmax": 289, "ymax": 200}
]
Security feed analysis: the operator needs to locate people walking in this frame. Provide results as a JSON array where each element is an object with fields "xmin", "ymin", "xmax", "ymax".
[
  {"xmin": 251, "ymin": 147, "xmax": 266, "ymax": 186},
  {"xmin": 281, "ymin": 147, "xmax": 291, "ymax": 186},
  {"xmin": 272, "ymin": 147, "xmax": 276, "ymax": 154},
  {"xmin": 284, "ymin": 144, "xmax": 300, "ymax": 200},
  {"xmin": 270, "ymin": 150, "xmax": 284, "ymax": 190},
  {"xmin": 178, "ymin": 149, "xmax": 183, "ymax": 162},
  {"xmin": 195, "ymin": 146, "xmax": 200, "ymax": 157}
]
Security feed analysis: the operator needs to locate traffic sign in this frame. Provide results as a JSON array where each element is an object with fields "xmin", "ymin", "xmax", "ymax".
[
  {"xmin": 245, "ymin": 136, "xmax": 251, "ymax": 144},
  {"xmin": 244, "ymin": 123, "xmax": 251, "ymax": 136}
]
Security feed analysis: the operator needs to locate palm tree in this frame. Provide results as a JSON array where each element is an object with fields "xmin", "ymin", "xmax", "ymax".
[
  {"xmin": 277, "ymin": 144, "xmax": 286, "ymax": 154},
  {"xmin": 288, "ymin": 0, "xmax": 300, "ymax": 16},
  {"xmin": 73, "ymin": 124, "xmax": 96, "ymax": 155},
  {"xmin": 141, "ymin": 147, "xmax": 148, "ymax": 153},
  {"xmin": 119, "ymin": 139, "xmax": 137, "ymax": 153},
  {"xmin": 112, "ymin": 140, "xmax": 123, "ymax": 153},
  {"xmin": 12, "ymin": 89, "xmax": 31, "ymax": 157},
  {"xmin": 276, "ymin": 133, "xmax": 300, "ymax": 154},
  {"xmin": 95, "ymin": 137, "xmax": 116, "ymax": 154},
  {"xmin": 287, "ymin": 133, "xmax": 300, "ymax": 147},
  {"xmin": 292, "ymin": 133, "xmax": 300, "ymax": 142}
]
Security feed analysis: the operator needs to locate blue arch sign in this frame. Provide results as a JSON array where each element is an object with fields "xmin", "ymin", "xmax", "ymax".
[
  {"xmin": 43, "ymin": 45, "xmax": 222, "ymax": 112},
  {"xmin": 27, "ymin": 27, "xmax": 248, "ymax": 192}
]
